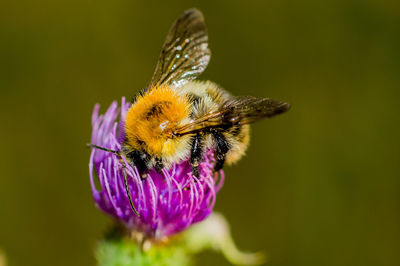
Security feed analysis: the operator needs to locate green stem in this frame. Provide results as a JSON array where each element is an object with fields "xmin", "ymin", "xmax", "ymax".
[
  {"xmin": 96, "ymin": 235, "xmax": 191, "ymax": 266},
  {"xmin": 96, "ymin": 213, "xmax": 264, "ymax": 266}
]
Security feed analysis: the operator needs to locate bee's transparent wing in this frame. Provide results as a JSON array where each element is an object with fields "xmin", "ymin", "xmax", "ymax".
[
  {"xmin": 174, "ymin": 96, "xmax": 291, "ymax": 136},
  {"xmin": 149, "ymin": 8, "xmax": 210, "ymax": 88},
  {"xmin": 220, "ymin": 97, "xmax": 291, "ymax": 125}
]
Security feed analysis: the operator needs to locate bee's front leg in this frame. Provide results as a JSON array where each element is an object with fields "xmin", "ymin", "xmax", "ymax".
[
  {"xmin": 212, "ymin": 131, "xmax": 230, "ymax": 172},
  {"xmin": 190, "ymin": 133, "xmax": 203, "ymax": 179},
  {"xmin": 155, "ymin": 158, "xmax": 164, "ymax": 174}
]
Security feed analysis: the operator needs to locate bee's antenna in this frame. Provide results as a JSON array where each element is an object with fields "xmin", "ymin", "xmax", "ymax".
[
  {"xmin": 86, "ymin": 143, "xmax": 119, "ymax": 155},
  {"xmin": 122, "ymin": 166, "xmax": 139, "ymax": 216}
]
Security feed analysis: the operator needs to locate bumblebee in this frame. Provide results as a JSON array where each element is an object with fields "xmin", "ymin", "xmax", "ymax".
[{"xmin": 89, "ymin": 8, "xmax": 290, "ymax": 215}]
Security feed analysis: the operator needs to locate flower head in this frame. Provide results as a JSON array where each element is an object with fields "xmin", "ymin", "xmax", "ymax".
[{"xmin": 89, "ymin": 98, "xmax": 224, "ymax": 240}]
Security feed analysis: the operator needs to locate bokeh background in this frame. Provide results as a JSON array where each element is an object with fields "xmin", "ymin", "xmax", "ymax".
[{"xmin": 1, "ymin": 0, "xmax": 399, "ymax": 265}]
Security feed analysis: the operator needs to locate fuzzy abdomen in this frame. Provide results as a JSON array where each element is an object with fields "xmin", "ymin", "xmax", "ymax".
[
  {"xmin": 181, "ymin": 81, "xmax": 251, "ymax": 164},
  {"xmin": 224, "ymin": 124, "xmax": 250, "ymax": 164}
]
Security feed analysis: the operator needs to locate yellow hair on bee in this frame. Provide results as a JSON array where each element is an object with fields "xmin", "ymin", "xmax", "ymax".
[
  {"xmin": 225, "ymin": 124, "xmax": 250, "ymax": 164},
  {"xmin": 125, "ymin": 85, "xmax": 191, "ymax": 161}
]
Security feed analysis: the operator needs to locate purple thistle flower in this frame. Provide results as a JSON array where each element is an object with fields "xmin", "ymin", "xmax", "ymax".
[{"xmin": 89, "ymin": 98, "xmax": 224, "ymax": 240}]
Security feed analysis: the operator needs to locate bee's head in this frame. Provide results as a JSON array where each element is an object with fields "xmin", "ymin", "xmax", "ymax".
[{"xmin": 125, "ymin": 85, "xmax": 191, "ymax": 158}]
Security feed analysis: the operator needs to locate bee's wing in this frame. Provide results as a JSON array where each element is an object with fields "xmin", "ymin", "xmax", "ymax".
[
  {"xmin": 174, "ymin": 96, "xmax": 291, "ymax": 136},
  {"xmin": 149, "ymin": 8, "xmax": 210, "ymax": 88}
]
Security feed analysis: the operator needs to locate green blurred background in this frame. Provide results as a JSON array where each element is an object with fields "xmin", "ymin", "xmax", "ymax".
[{"xmin": 1, "ymin": 0, "xmax": 399, "ymax": 265}]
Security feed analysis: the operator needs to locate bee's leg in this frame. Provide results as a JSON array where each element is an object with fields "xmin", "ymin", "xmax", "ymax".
[
  {"xmin": 212, "ymin": 131, "xmax": 230, "ymax": 172},
  {"xmin": 190, "ymin": 133, "xmax": 203, "ymax": 179},
  {"xmin": 88, "ymin": 144, "xmax": 138, "ymax": 215},
  {"xmin": 122, "ymin": 166, "xmax": 139, "ymax": 216},
  {"xmin": 155, "ymin": 158, "xmax": 164, "ymax": 174}
]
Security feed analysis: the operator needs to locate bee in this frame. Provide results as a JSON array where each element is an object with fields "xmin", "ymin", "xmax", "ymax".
[{"xmin": 89, "ymin": 8, "xmax": 290, "ymax": 215}]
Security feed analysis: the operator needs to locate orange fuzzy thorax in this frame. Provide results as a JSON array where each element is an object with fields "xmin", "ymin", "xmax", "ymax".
[{"xmin": 125, "ymin": 85, "xmax": 190, "ymax": 157}]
